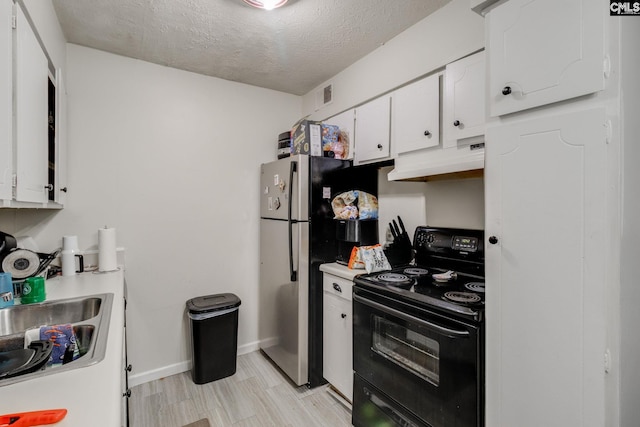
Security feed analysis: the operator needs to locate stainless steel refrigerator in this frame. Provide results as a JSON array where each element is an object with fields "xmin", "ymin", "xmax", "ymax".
[{"xmin": 259, "ymin": 154, "xmax": 376, "ymax": 387}]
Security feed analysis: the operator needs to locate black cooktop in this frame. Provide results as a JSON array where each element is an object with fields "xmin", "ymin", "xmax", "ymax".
[{"xmin": 353, "ymin": 226, "xmax": 485, "ymax": 322}]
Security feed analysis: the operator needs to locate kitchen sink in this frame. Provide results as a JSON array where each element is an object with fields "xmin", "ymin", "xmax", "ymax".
[
  {"xmin": 0, "ymin": 293, "xmax": 114, "ymax": 386},
  {"xmin": 0, "ymin": 296, "xmax": 102, "ymax": 336}
]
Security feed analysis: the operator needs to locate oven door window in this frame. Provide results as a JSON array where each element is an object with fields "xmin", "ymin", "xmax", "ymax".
[{"xmin": 372, "ymin": 315, "xmax": 440, "ymax": 386}]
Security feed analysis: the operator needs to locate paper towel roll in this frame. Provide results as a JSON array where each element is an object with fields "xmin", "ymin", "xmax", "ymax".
[{"xmin": 98, "ymin": 227, "xmax": 117, "ymax": 272}]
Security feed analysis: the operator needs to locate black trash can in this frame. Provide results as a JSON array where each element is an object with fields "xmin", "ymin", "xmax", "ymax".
[{"xmin": 187, "ymin": 293, "xmax": 241, "ymax": 384}]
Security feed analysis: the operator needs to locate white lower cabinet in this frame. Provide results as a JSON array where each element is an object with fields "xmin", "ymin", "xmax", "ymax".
[
  {"xmin": 485, "ymin": 107, "xmax": 607, "ymax": 427},
  {"xmin": 322, "ymin": 273, "xmax": 353, "ymax": 402}
]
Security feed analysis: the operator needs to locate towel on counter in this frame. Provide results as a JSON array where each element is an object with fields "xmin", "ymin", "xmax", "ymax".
[{"xmin": 39, "ymin": 324, "xmax": 79, "ymax": 364}]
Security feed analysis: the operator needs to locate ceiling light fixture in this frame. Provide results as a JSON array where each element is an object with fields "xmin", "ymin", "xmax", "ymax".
[{"xmin": 243, "ymin": 0, "xmax": 288, "ymax": 10}]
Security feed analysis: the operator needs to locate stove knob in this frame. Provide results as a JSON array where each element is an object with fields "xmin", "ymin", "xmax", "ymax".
[
  {"xmin": 427, "ymin": 234, "xmax": 435, "ymax": 243},
  {"xmin": 488, "ymin": 236, "xmax": 499, "ymax": 245}
]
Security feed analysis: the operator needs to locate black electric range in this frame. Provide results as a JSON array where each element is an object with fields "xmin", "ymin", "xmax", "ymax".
[
  {"xmin": 353, "ymin": 226, "xmax": 485, "ymax": 323},
  {"xmin": 352, "ymin": 226, "xmax": 485, "ymax": 427}
]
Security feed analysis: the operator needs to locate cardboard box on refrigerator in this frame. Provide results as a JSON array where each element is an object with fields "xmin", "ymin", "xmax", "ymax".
[{"xmin": 291, "ymin": 119, "xmax": 322, "ymax": 156}]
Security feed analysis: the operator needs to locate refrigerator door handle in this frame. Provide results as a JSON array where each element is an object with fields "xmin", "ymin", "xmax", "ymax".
[{"xmin": 288, "ymin": 160, "xmax": 298, "ymax": 282}]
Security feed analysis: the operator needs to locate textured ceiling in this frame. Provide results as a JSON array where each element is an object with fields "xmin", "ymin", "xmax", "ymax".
[{"xmin": 51, "ymin": 0, "xmax": 451, "ymax": 95}]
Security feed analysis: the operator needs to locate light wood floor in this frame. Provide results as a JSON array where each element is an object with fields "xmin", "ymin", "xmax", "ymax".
[{"xmin": 129, "ymin": 351, "xmax": 352, "ymax": 427}]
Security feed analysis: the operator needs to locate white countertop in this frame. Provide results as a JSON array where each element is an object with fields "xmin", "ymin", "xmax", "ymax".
[
  {"xmin": 319, "ymin": 262, "xmax": 363, "ymax": 281},
  {"xmin": 0, "ymin": 269, "xmax": 126, "ymax": 426}
]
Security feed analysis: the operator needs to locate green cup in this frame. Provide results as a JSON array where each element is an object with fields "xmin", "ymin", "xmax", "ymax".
[{"xmin": 21, "ymin": 276, "xmax": 46, "ymax": 304}]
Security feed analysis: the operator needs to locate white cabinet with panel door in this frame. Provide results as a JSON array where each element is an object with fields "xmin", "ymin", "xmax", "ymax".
[
  {"xmin": 321, "ymin": 264, "xmax": 358, "ymax": 403},
  {"xmin": 0, "ymin": 3, "xmax": 66, "ymax": 208},
  {"xmin": 392, "ymin": 73, "xmax": 440, "ymax": 155},
  {"xmin": 0, "ymin": 0, "xmax": 12, "ymax": 201},
  {"xmin": 486, "ymin": 0, "xmax": 605, "ymax": 117},
  {"xmin": 484, "ymin": 107, "xmax": 607, "ymax": 427},
  {"xmin": 443, "ymin": 51, "xmax": 485, "ymax": 148},
  {"xmin": 15, "ymin": 4, "xmax": 49, "ymax": 203},
  {"xmin": 354, "ymin": 95, "xmax": 391, "ymax": 165}
]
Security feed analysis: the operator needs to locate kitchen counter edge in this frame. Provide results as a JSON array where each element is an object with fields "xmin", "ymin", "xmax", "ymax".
[
  {"xmin": 319, "ymin": 262, "xmax": 362, "ymax": 281},
  {"xmin": 0, "ymin": 269, "xmax": 126, "ymax": 426}
]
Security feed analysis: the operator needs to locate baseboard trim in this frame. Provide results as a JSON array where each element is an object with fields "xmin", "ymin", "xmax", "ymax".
[{"xmin": 128, "ymin": 340, "xmax": 261, "ymax": 387}]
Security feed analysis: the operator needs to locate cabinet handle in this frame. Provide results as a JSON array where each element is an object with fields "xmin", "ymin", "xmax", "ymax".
[
  {"xmin": 453, "ymin": 120, "xmax": 461, "ymax": 127},
  {"xmin": 502, "ymin": 86, "xmax": 512, "ymax": 95},
  {"xmin": 60, "ymin": 187, "xmax": 68, "ymax": 193},
  {"xmin": 377, "ymin": 144, "xmax": 383, "ymax": 150},
  {"xmin": 126, "ymin": 364, "xmax": 133, "ymax": 372},
  {"xmin": 488, "ymin": 236, "xmax": 499, "ymax": 245},
  {"xmin": 44, "ymin": 184, "xmax": 53, "ymax": 191},
  {"xmin": 123, "ymin": 389, "xmax": 132, "ymax": 398},
  {"xmin": 332, "ymin": 283, "xmax": 342, "ymax": 293},
  {"xmin": 341, "ymin": 313, "xmax": 347, "ymax": 319},
  {"xmin": 424, "ymin": 130, "xmax": 431, "ymax": 136}
]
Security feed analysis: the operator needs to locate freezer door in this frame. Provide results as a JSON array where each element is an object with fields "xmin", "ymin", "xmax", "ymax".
[
  {"xmin": 260, "ymin": 155, "xmax": 309, "ymax": 221},
  {"xmin": 259, "ymin": 218, "xmax": 310, "ymax": 385}
]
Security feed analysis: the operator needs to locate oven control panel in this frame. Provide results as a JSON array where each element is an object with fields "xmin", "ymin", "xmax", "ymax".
[
  {"xmin": 452, "ymin": 236, "xmax": 479, "ymax": 252},
  {"xmin": 413, "ymin": 227, "xmax": 485, "ymax": 265}
]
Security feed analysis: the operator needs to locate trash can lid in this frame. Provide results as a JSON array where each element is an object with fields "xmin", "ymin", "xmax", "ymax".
[{"xmin": 186, "ymin": 293, "xmax": 241, "ymax": 314}]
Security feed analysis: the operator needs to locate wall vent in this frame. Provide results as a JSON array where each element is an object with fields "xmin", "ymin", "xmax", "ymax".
[{"xmin": 315, "ymin": 83, "xmax": 333, "ymax": 110}]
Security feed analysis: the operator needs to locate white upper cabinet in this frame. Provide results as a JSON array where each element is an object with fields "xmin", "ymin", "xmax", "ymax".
[
  {"xmin": 443, "ymin": 51, "xmax": 485, "ymax": 148},
  {"xmin": 487, "ymin": 0, "xmax": 605, "ymax": 117},
  {"xmin": 354, "ymin": 94, "xmax": 391, "ymax": 165},
  {"xmin": 392, "ymin": 73, "xmax": 440, "ymax": 155},
  {"xmin": 485, "ymin": 107, "xmax": 607, "ymax": 427},
  {"xmin": 15, "ymin": 5, "xmax": 48, "ymax": 203},
  {"xmin": 0, "ymin": 1, "xmax": 12, "ymax": 201},
  {"xmin": 325, "ymin": 108, "xmax": 355, "ymax": 160}
]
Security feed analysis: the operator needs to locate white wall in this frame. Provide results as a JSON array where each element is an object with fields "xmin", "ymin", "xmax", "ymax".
[
  {"xmin": 377, "ymin": 166, "xmax": 485, "ymax": 245},
  {"xmin": 302, "ymin": 0, "xmax": 484, "ymax": 121},
  {"xmin": 0, "ymin": 44, "xmax": 302, "ymax": 385},
  {"xmin": 0, "ymin": 0, "xmax": 487, "ymax": 387}
]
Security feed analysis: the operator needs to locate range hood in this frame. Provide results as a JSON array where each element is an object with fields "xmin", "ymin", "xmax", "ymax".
[{"xmin": 387, "ymin": 143, "xmax": 485, "ymax": 181}]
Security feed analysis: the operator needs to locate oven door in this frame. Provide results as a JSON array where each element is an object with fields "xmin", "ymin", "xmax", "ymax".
[{"xmin": 353, "ymin": 286, "xmax": 483, "ymax": 427}]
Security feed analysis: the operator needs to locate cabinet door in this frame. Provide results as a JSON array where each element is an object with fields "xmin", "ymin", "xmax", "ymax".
[
  {"xmin": 487, "ymin": 0, "xmax": 604, "ymax": 117},
  {"xmin": 354, "ymin": 95, "xmax": 391, "ymax": 164},
  {"xmin": 15, "ymin": 6, "xmax": 48, "ymax": 203},
  {"xmin": 0, "ymin": 1, "xmax": 11, "ymax": 200},
  {"xmin": 393, "ymin": 74, "xmax": 440, "ymax": 155},
  {"xmin": 325, "ymin": 109, "xmax": 354, "ymax": 160},
  {"xmin": 443, "ymin": 51, "xmax": 485, "ymax": 148},
  {"xmin": 485, "ymin": 108, "xmax": 607, "ymax": 427},
  {"xmin": 55, "ymin": 68, "xmax": 67, "ymax": 205},
  {"xmin": 323, "ymin": 274, "xmax": 353, "ymax": 402},
  {"xmin": 323, "ymin": 291, "xmax": 352, "ymax": 401}
]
